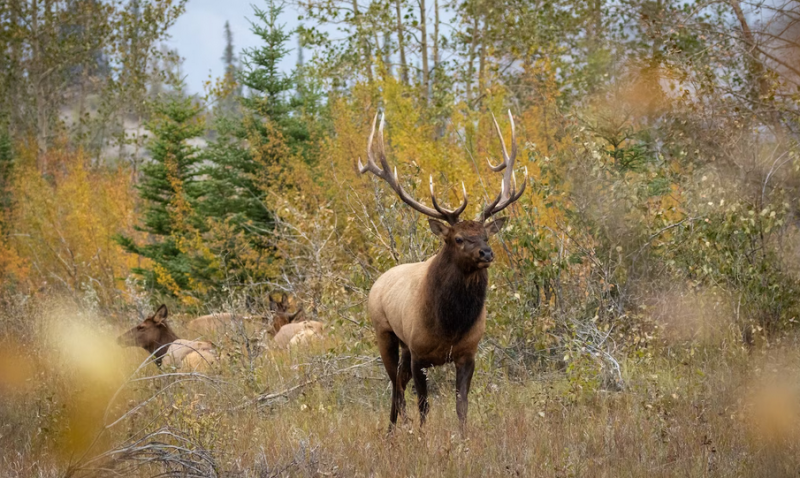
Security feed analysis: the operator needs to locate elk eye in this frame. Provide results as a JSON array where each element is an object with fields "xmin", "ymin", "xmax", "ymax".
[{"xmin": 455, "ymin": 237, "xmax": 464, "ymax": 244}]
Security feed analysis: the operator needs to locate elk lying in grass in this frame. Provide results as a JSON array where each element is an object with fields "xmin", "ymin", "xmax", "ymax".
[
  {"xmin": 117, "ymin": 305, "xmax": 216, "ymax": 371},
  {"xmin": 272, "ymin": 320, "xmax": 325, "ymax": 348},
  {"xmin": 186, "ymin": 293, "xmax": 304, "ymax": 336},
  {"xmin": 359, "ymin": 111, "xmax": 526, "ymax": 433},
  {"xmin": 264, "ymin": 293, "xmax": 324, "ymax": 348}
]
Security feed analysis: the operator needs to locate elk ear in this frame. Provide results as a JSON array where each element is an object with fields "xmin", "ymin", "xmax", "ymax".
[
  {"xmin": 280, "ymin": 293, "xmax": 289, "ymax": 307},
  {"xmin": 152, "ymin": 304, "xmax": 169, "ymax": 324},
  {"xmin": 485, "ymin": 217, "xmax": 507, "ymax": 236},
  {"xmin": 428, "ymin": 218, "xmax": 450, "ymax": 237},
  {"xmin": 289, "ymin": 305, "xmax": 304, "ymax": 323}
]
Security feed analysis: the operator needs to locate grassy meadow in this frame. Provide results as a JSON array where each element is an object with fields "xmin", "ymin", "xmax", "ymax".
[
  {"xmin": 3, "ymin": 0, "xmax": 800, "ymax": 476},
  {"xmin": 2, "ymin": 298, "xmax": 799, "ymax": 477}
]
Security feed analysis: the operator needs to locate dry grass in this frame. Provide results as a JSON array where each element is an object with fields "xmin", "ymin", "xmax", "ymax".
[{"xmin": 2, "ymin": 300, "xmax": 800, "ymax": 477}]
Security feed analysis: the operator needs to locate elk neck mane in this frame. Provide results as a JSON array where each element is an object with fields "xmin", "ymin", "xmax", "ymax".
[
  {"xmin": 148, "ymin": 324, "xmax": 179, "ymax": 365},
  {"xmin": 423, "ymin": 246, "xmax": 489, "ymax": 339}
]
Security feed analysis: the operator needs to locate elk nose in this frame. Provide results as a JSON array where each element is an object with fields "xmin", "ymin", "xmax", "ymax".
[{"xmin": 479, "ymin": 248, "xmax": 494, "ymax": 262}]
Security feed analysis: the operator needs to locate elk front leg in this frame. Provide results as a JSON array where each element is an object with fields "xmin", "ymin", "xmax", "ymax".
[
  {"xmin": 411, "ymin": 358, "xmax": 429, "ymax": 425},
  {"xmin": 455, "ymin": 356, "xmax": 475, "ymax": 434},
  {"xmin": 377, "ymin": 331, "xmax": 401, "ymax": 426}
]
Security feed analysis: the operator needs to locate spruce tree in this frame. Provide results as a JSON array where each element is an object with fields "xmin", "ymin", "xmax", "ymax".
[
  {"xmin": 218, "ymin": 21, "xmax": 242, "ymax": 117},
  {"xmin": 239, "ymin": 3, "xmax": 294, "ymax": 126},
  {"xmin": 116, "ymin": 93, "xmax": 208, "ymax": 296},
  {"xmin": 0, "ymin": 126, "xmax": 13, "ymax": 217},
  {"xmin": 197, "ymin": 0, "xmax": 320, "ymax": 290},
  {"xmin": 239, "ymin": 1, "xmax": 312, "ymax": 149},
  {"xmin": 200, "ymin": 0, "xmax": 300, "ymax": 242}
]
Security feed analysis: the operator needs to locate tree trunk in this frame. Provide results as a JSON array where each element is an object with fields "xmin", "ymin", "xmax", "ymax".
[
  {"xmin": 477, "ymin": 13, "xmax": 488, "ymax": 107},
  {"xmin": 729, "ymin": 0, "xmax": 770, "ymax": 99},
  {"xmin": 31, "ymin": 0, "xmax": 49, "ymax": 170},
  {"xmin": 433, "ymin": 0, "xmax": 443, "ymax": 137},
  {"xmin": 588, "ymin": 0, "xmax": 602, "ymax": 46},
  {"xmin": 433, "ymin": 0, "xmax": 439, "ymax": 82},
  {"xmin": 353, "ymin": 0, "xmax": 374, "ymax": 82},
  {"xmin": 395, "ymin": 0, "xmax": 409, "ymax": 85},
  {"xmin": 6, "ymin": 0, "xmax": 22, "ymax": 138},
  {"xmin": 383, "ymin": 31, "xmax": 392, "ymax": 76},
  {"xmin": 466, "ymin": 11, "xmax": 479, "ymax": 105},
  {"xmin": 418, "ymin": 0, "xmax": 429, "ymax": 104},
  {"xmin": 77, "ymin": 66, "xmax": 87, "ymax": 144}
]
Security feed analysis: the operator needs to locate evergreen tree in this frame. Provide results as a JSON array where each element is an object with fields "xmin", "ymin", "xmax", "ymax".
[
  {"xmin": 116, "ymin": 93, "xmax": 209, "ymax": 297},
  {"xmin": 192, "ymin": 0, "xmax": 325, "ymax": 292},
  {"xmin": 223, "ymin": 21, "xmax": 237, "ymax": 79},
  {"xmin": 297, "ymin": 32, "xmax": 304, "ymax": 69},
  {"xmin": 239, "ymin": 3, "xmax": 293, "ymax": 121},
  {"xmin": 200, "ymin": 0, "xmax": 304, "ymax": 233},
  {"xmin": 218, "ymin": 21, "xmax": 242, "ymax": 117},
  {"xmin": 0, "ymin": 125, "xmax": 14, "ymax": 224},
  {"xmin": 237, "ymin": 1, "xmax": 308, "ymax": 146}
]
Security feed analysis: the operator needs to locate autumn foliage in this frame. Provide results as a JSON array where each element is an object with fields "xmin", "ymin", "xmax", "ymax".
[
  {"xmin": 2, "ymin": 0, "xmax": 800, "ymax": 475},
  {"xmin": 5, "ymin": 142, "xmax": 138, "ymax": 304}
]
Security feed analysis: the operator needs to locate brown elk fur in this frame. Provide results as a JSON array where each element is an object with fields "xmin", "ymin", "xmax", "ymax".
[
  {"xmin": 117, "ymin": 305, "xmax": 216, "ymax": 371},
  {"xmin": 271, "ymin": 306, "xmax": 305, "ymax": 335},
  {"xmin": 369, "ymin": 218, "xmax": 505, "ymax": 431},
  {"xmin": 186, "ymin": 312, "xmax": 236, "ymax": 334},
  {"xmin": 186, "ymin": 293, "xmax": 304, "ymax": 336},
  {"xmin": 272, "ymin": 320, "xmax": 324, "ymax": 348},
  {"xmin": 359, "ymin": 110, "xmax": 525, "ymax": 433}
]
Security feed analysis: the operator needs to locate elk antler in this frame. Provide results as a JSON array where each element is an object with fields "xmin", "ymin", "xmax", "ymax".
[
  {"xmin": 480, "ymin": 110, "xmax": 528, "ymax": 222},
  {"xmin": 358, "ymin": 112, "xmax": 468, "ymax": 225}
]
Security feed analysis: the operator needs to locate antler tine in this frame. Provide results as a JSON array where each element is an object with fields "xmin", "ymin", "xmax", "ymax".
[
  {"xmin": 377, "ymin": 113, "xmax": 393, "ymax": 173},
  {"xmin": 481, "ymin": 111, "xmax": 526, "ymax": 222},
  {"xmin": 486, "ymin": 112, "xmax": 509, "ymax": 172},
  {"xmin": 358, "ymin": 112, "xmax": 382, "ymax": 175},
  {"xmin": 429, "ymin": 176, "xmax": 469, "ymax": 224},
  {"xmin": 457, "ymin": 181, "xmax": 469, "ymax": 216},
  {"xmin": 480, "ymin": 191, "xmax": 503, "ymax": 222},
  {"xmin": 482, "ymin": 168, "xmax": 527, "ymax": 220},
  {"xmin": 500, "ymin": 110, "xmax": 518, "ymax": 201},
  {"xmin": 359, "ymin": 111, "xmax": 466, "ymax": 224}
]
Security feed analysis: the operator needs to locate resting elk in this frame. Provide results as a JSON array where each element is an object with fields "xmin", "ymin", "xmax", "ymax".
[
  {"xmin": 117, "ymin": 305, "xmax": 217, "ymax": 370},
  {"xmin": 272, "ymin": 319, "xmax": 325, "ymax": 348},
  {"xmin": 359, "ymin": 110, "xmax": 526, "ymax": 433},
  {"xmin": 186, "ymin": 293, "xmax": 304, "ymax": 336}
]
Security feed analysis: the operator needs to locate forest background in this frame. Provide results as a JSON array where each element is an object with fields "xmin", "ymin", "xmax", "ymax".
[{"xmin": 3, "ymin": 0, "xmax": 800, "ymax": 476}]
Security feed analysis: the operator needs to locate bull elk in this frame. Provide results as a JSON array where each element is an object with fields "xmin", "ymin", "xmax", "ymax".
[
  {"xmin": 272, "ymin": 320, "xmax": 325, "ymax": 348},
  {"xmin": 117, "ymin": 305, "xmax": 216, "ymax": 370},
  {"xmin": 359, "ymin": 111, "xmax": 526, "ymax": 433}
]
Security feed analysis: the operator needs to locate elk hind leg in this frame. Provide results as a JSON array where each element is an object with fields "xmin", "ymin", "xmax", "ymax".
[
  {"xmin": 411, "ymin": 359, "xmax": 429, "ymax": 425},
  {"xmin": 395, "ymin": 346, "xmax": 412, "ymax": 421}
]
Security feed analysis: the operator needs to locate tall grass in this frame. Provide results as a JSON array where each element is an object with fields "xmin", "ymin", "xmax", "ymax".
[{"xmin": 1, "ymin": 297, "xmax": 799, "ymax": 477}]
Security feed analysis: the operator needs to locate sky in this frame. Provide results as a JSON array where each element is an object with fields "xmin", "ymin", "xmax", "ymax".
[{"xmin": 166, "ymin": 0, "xmax": 304, "ymax": 95}]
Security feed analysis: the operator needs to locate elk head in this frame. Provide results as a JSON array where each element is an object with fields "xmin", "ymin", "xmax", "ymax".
[
  {"xmin": 268, "ymin": 293, "xmax": 305, "ymax": 334},
  {"xmin": 270, "ymin": 306, "xmax": 304, "ymax": 335},
  {"xmin": 358, "ymin": 110, "xmax": 527, "ymax": 264},
  {"xmin": 269, "ymin": 293, "xmax": 290, "ymax": 313},
  {"xmin": 117, "ymin": 305, "xmax": 178, "ymax": 361}
]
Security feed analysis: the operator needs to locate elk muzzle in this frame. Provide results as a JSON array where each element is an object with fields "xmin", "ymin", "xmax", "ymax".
[
  {"xmin": 116, "ymin": 330, "xmax": 134, "ymax": 347},
  {"xmin": 477, "ymin": 247, "xmax": 494, "ymax": 266}
]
